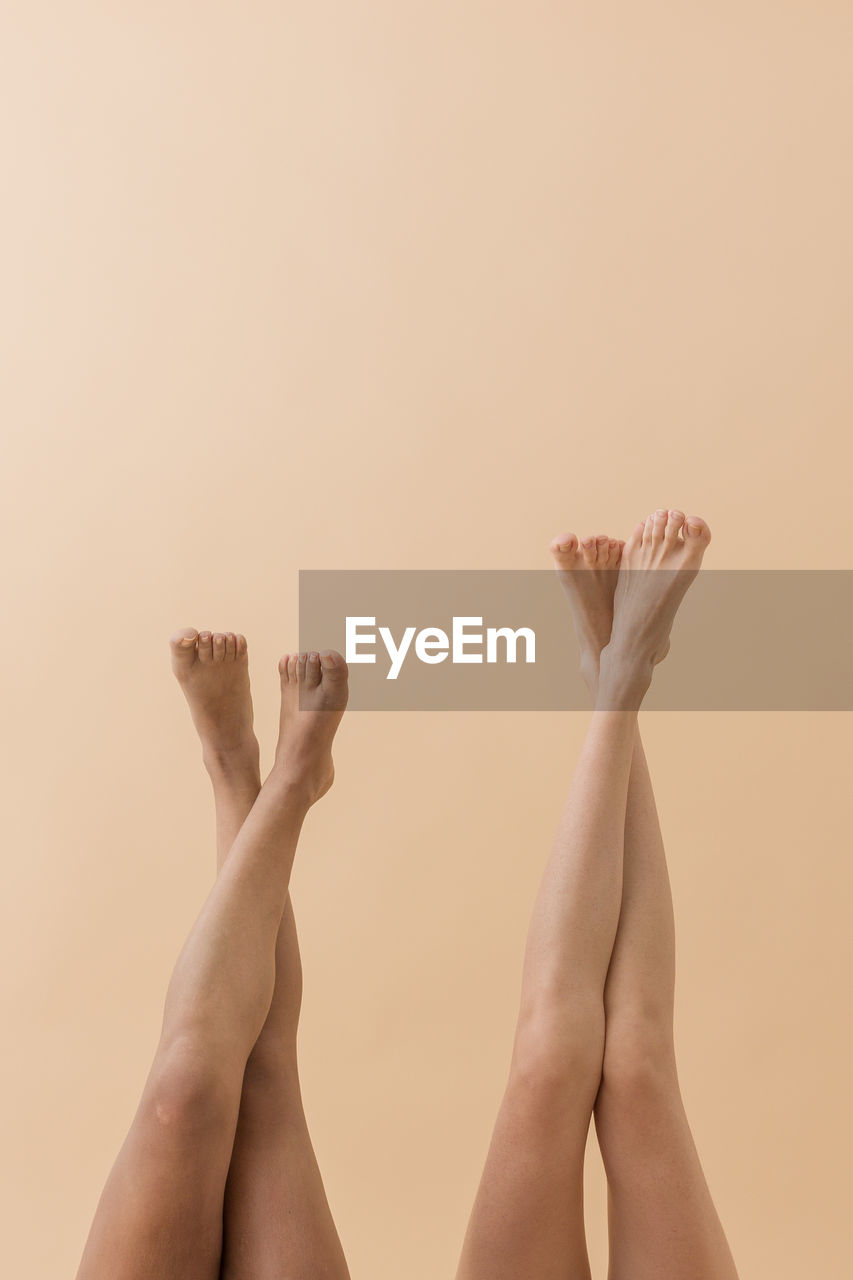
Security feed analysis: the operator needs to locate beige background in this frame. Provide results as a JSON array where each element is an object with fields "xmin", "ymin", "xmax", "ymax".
[{"xmin": 2, "ymin": 4, "xmax": 852, "ymax": 1277}]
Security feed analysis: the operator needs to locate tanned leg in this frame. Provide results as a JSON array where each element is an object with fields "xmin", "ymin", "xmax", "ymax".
[
  {"xmin": 554, "ymin": 511, "xmax": 740, "ymax": 1279},
  {"xmin": 75, "ymin": 637, "xmax": 347, "ymax": 1280},
  {"xmin": 170, "ymin": 631, "xmax": 350, "ymax": 1279}
]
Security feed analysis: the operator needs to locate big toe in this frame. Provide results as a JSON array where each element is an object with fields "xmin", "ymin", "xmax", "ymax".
[
  {"xmin": 682, "ymin": 516, "xmax": 712, "ymax": 563},
  {"xmin": 550, "ymin": 532, "xmax": 579, "ymax": 566},
  {"xmin": 170, "ymin": 627, "xmax": 198, "ymax": 669},
  {"xmin": 319, "ymin": 650, "xmax": 348, "ymax": 682},
  {"xmin": 684, "ymin": 514, "xmax": 711, "ymax": 545},
  {"xmin": 624, "ymin": 522, "xmax": 645, "ymax": 556}
]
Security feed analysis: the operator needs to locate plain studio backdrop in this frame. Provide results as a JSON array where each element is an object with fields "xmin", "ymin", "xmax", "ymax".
[{"xmin": 2, "ymin": 4, "xmax": 851, "ymax": 1277}]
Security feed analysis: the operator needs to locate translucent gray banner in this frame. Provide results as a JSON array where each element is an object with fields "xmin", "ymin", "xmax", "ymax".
[{"xmin": 299, "ymin": 571, "xmax": 853, "ymax": 710}]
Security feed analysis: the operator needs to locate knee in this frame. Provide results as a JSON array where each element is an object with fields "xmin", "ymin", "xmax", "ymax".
[
  {"xmin": 600, "ymin": 1011, "xmax": 678, "ymax": 1106},
  {"xmin": 146, "ymin": 1033, "xmax": 239, "ymax": 1133},
  {"xmin": 509, "ymin": 997, "xmax": 605, "ymax": 1109}
]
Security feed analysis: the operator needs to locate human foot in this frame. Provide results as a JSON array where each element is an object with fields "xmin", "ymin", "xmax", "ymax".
[
  {"xmin": 273, "ymin": 651, "xmax": 349, "ymax": 805},
  {"xmin": 550, "ymin": 532, "xmax": 624, "ymax": 691},
  {"xmin": 170, "ymin": 628, "xmax": 260, "ymax": 780},
  {"xmin": 599, "ymin": 509, "xmax": 711, "ymax": 705}
]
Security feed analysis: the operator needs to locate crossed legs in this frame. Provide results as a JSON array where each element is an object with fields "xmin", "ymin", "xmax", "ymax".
[
  {"xmin": 75, "ymin": 637, "xmax": 350, "ymax": 1280},
  {"xmin": 189, "ymin": 639, "xmax": 350, "ymax": 1280},
  {"xmin": 456, "ymin": 510, "xmax": 740, "ymax": 1280}
]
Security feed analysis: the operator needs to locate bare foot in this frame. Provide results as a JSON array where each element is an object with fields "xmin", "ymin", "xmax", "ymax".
[
  {"xmin": 169, "ymin": 628, "xmax": 260, "ymax": 780},
  {"xmin": 273, "ymin": 651, "xmax": 349, "ymax": 805},
  {"xmin": 599, "ymin": 509, "xmax": 711, "ymax": 705},
  {"xmin": 550, "ymin": 532, "xmax": 624, "ymax": 692}
]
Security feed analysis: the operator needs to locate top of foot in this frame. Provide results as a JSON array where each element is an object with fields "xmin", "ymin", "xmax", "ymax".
[
  {"xmin": 275, "ymin": 650, "xmax": 348, "ymax": 804},
  {"xmin": 606, "ymin": 509, "xmax": 711, "ymax": 678},
  {"xmin": 169, "ymin": 628, "xmax": 259, "ymax": 770}
]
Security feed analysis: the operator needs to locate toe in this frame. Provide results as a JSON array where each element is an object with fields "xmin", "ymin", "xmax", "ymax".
[
  {"xmin": 580, "ymin": 536, "xmax": 596, "ymax": 566},
  {"xmin": 169, "ymin": 627, "xmax": 198, "ymax": 659},
  {"xmin": 169, "ymin": 627, "xmax": 198, "ymax": 674},
  {"xmin": 550, "ymin": 532, "xmax": 578, "ymax": 564},
  {"xmin": 197, "ymin": 632, "xmax": 213, "ymax": 663},
  {"xmin": 225, "ymin": 632, "xmax": 237, "ymax": 659},
  {"xmin": 320, "ymin": 651, "xmax": 349, "ymax": 692},
  {"xmin": 212, "ymin": 633, "xmax": 226, "ymax": 662},
  {"xmin": 306, "ymin": 652, "xmax": 321, "ymax": 687},
  {"xmin": 297, "ymin": 652, "xmax": 308, "ymax": 684},
  {"xmin": 595, "ymin": 535, "xmax": 609, "ymax": 564},
  {"xmin": 665, "ymin": 509, "xmax": 685, "ymax": 542},
  {"xmin": 236, "ymin": 634, "xmax": 248, "ymax": 658},
  {"xmin": 650, "ymin": 509, "xmax": 668, "ymax": 543},
  {"xmin": 684, "ymin": 515, "xmax": 712, "ymax": 545},
  {"xmin": 278, "ymin": 653, "xmax": 290, "ymax": 679},
  {"xmin": 624, "ymin": 522, "xmax": 644, "ymax": 554},
  {"xmin": 319, "ymin": 650, "xmax": 347, "ymax": 676}
]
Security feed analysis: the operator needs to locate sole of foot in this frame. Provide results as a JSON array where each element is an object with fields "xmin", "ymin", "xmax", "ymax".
[
  {"xmin": 550, "ymin": 532, "xmax": 624, "ymax": 690},
  {"xmin": 169, "ymin": 627, "xmax": 260, "ymax": 775},
  {"xmin": 601, "ymin": 509, "xmax": 711, "ymax": 701},
  {"xmin": 274, "ymin": 650, "xmax": 349, "ymax": 805}
]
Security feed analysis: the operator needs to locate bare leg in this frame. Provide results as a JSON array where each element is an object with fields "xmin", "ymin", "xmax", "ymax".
[
  {"xmin": 456, "ymin": 533, "xmax": 644, "ymax": 1280},
  {"xmin": 596, "ymin": 731, "xmax": 739, "ymax": 1280},
  {"xmin": 168, "ymin": 632, "xmax": 349, "ymax": 1279},
  {"xmin": 554, "ymin": 511, "xmax": 739, "ymax": 1278},
  {"xmin": 75, "ymin": 638, "xmax": 348, "ymax": 1280},
  {"xmin": 455, "ymin": 509, "xmax": 716, "ymax": 1280}
]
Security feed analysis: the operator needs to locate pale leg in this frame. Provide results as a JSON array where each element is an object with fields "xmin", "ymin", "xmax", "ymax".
[
  {"xmin": 455, "ymin": 701, "xmax": 640, "ymax": 1280},
  {"xmin": 593, "ymin": 729, "xmax": 740, "ymax": 1280}
]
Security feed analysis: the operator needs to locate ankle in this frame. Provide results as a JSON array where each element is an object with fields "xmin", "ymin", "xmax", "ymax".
[
  {"xmin": 269, "ymin": 747, "xmax": 334, "ymax": 807},
  {"xmin": 263, "ymin": 762, "xmax": 327, "ymax": 813},
  {"xmin": 203, "ymin": 740, "xmax": 261, "ymax": 789},
  {"xmin": 596, "ymin": 642, "xmax": 652, "ymax": 711}
]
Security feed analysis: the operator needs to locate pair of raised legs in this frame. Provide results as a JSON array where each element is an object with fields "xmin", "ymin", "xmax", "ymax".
[
  {"xmin": 76, "ymin": 645, "xmax": 352, "ymax": 1280},
  {"xmin": 456, "ymin": 509, "xmax": 740, "ymax": 1279},
  {"xmin": 75, "ymin": 508, "xmax": 740, "ymax": 1280}
]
